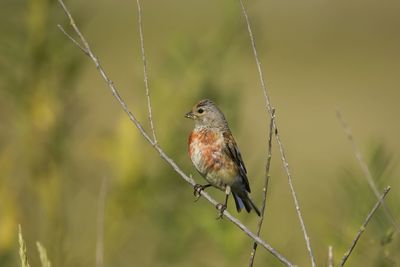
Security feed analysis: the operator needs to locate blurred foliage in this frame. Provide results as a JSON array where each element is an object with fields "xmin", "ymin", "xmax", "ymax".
[
  {"xmin": 338, "ymin": 142, "xmax": 399, "ymax": 266},
  {"xmin": 0, "ymin": 0, "xmax": 84, "ymax": 266},
  {"xmin": 1, "ymin": 0, "xmax": 400, "ymax": 267}
]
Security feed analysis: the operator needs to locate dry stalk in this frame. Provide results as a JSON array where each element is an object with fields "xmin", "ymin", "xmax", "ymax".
[{"xmin": 238, "ymin": 1, "xmax": 316, "ymax": 266}]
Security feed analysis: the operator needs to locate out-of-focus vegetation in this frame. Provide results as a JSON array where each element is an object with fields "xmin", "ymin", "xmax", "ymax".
[{"xmin": 1, "ymin": 0, "xmax": 400, "ymax": 266}]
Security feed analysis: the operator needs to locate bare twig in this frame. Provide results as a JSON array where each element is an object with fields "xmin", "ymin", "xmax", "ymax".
[
  {"xmin": 336, "ymin": 110, "xmax": 400, "ymax": 233},
  {"xmin": 249, "ymin": 108, "xmax": 275, "ymax": 267},
  {"xmin": 238, "ymin": 1, "xmax": 316, "ymax": 266},
  {"xmin": 339, "ymin": 186, "xmax": 391, "ymax": 266},
  {"xmin": 57, "ymin": 25, "xmax": 88, "ymax": 55},
  {"xmin": 96, "ymin": 176, "xmax": 108, "ymax": 267},
  {"xmin": 135, "ymin": 0, "xmax": 157, "ymax": 143},
  {"xmin": 56, "ymin": 1, "xmax": 294, "ymax": 266},
  {"xmin": 328, "ymin": 246, "xmax": 333, "ymax": 267}
]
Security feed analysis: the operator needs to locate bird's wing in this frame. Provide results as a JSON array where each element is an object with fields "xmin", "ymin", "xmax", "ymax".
[{"xmin": 223, "ymin": 132, "xmax": 251, "ymax": 192}]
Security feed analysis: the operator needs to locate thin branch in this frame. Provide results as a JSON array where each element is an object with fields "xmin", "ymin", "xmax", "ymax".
[
  {"xmin": 57, "ymin": 24, "xmax": 88, "ymax": 55},
  {"xmin": 58, "ymin": 0, "xmax": 153, "ymax": 146},
  {"xmin": 135, "ymin": 0, "xmax": 157, "ymax": 143},
  {"xmin": 56, "ymin": 1, "xmax": 295, "ymax": 266},
  {"xmin": 328, "ymin": 246, "xmax": 333, "ymax": 267},
  {"xmin": 339, "ymin": 186, "xmax": 391, "ymax": 266},
  {"xmin": 96, "ymin": 176, "xmax": 108, "ymax": 267},
  {"xmin": 249, "ymin": 108, "xmax": 275, "ymax": 267},
  {"xmin": 336, "ymin": 110, "xmax": 400, "ymax": 233},
  {"xmin": 238, "ymin": 1, "xmax": 316, "ymax": 266}
]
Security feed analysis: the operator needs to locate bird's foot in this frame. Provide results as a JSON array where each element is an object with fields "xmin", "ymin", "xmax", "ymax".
[
  {"xmin": 193, "ymin": 184, "xmax": 206, "ymax": 202},
  {"xmin": 215, "ymin": 203, "xmax": 226, "ymax": 220}
]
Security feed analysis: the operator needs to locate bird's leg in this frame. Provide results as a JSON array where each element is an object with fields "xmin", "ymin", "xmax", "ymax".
[
  {"xmin": 193, "ymin": 184, "xmax": 211, "ymax": 201},
  {"xmin": 216, "ymin": 186, "xmax": 230, "ymax": 219}
]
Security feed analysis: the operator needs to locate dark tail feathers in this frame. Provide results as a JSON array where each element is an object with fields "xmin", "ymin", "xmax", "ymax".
[{"xmin": 232, "ymin": 191, "xmax": 261, "ymax": 216}]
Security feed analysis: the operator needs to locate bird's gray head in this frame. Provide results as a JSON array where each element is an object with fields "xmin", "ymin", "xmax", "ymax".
[{"xmin": 185, "ymin": 99, "xmax": 227, "ymax": 129}]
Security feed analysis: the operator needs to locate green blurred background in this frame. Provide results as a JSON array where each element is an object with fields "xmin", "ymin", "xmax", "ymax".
[{"xmin": 1, "ymin": 0, "xmax": 400, "ymax": 266}]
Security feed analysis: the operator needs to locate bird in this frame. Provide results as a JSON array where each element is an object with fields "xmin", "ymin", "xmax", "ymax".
[{"xmin": 185, "ymin": 99, "xmax": 261, "ymax": 218}]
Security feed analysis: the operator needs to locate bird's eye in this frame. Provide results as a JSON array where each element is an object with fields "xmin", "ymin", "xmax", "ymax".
[{"xmin": 197, "ymin": 108, "xmax": 204, "ymax": 114}]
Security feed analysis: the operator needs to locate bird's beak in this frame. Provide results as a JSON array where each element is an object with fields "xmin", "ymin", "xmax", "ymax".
[{"xmin": 185, "ymin": 111, "xmax": 194, "ymax": 119}]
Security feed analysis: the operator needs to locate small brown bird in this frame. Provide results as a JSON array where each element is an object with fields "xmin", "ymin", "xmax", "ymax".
[{"xmin": 185, "ymin": 99, "xmax": 260, "ymax": 217}]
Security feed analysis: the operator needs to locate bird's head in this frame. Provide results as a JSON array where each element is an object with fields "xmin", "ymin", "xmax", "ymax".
[{"xmin": 185, "ymin": 99, "xmax": 227, "ymax": 129}]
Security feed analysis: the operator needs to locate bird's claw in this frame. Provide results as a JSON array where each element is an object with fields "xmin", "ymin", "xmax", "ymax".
[
  {"xmin": 216, "ymin": 203, "xmax": 226, "ymax": 220},
  {"xmin": 193, "ymin": 184, "xmax": 204, "ymax": 202}
]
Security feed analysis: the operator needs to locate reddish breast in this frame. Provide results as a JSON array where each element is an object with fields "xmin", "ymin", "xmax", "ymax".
[
  {"xmin": 188, "ymin": 129, "xmax": 223, "ymax": 172},
  {"xmin": 189, "ymin": 129, "xmax": 217, "ymax": 152},
  {"xmin": 188, "ymin": 131, "xmax": 196, "ymax": 158}
]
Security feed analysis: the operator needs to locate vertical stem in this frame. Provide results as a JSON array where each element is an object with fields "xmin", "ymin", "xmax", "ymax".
[
  {"xmin": 328, "ymin": 246, "xmax": 334, "ymax": 267},
  {"xmin": 136, "ymin": 0, "xmax": 157, "ymax": 143},
  {"xmin": 18, "ymin": 225, "xmax": 31, "ymax": 267},
  {"xmin": 238, "ymin": 1, "xmax": 316, "ymax": 266},
  {"xmin": 96, "ymin": 176, "xmax": 108, "ymax": 267},
  {"xmin": 249, "ymin": 109, "xmax": 275, "ymax": 267}
]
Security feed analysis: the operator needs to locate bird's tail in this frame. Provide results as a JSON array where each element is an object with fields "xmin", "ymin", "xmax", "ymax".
[{"xmin": 232, "ymin": 191, "xmax": 261, "ymax": 216}]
